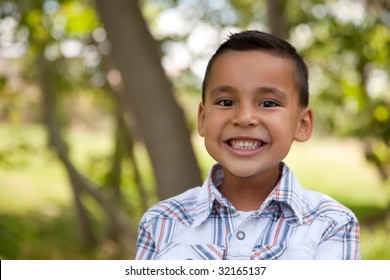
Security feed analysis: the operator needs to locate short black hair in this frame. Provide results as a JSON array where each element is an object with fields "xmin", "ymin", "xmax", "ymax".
[{"xmin": 202, "ymin": 30, "xmax": 309, "ymax": 107}]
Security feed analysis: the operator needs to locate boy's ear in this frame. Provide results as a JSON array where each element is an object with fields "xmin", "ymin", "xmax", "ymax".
[
  {"xmin": 198, "ymin": 102, "xmax": 206, "ymax": 137},
  {"xmin": 294, "ymin": 107, "xmax": 314, "ymax": 142}
]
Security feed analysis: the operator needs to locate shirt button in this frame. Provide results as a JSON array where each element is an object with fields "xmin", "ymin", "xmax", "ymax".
[{"xmin": 236, "ymin": 231, "xmax": 245, "ymax": 240}]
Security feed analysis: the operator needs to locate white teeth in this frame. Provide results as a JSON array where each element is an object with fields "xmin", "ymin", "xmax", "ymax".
[{"xmin": 229, "ymin": 140, "xmax": 262, "ymax": 150}]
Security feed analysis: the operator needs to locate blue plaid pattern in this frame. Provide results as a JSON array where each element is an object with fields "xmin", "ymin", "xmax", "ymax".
[{"xmin": 136, "ymin": 163, "xmax": 360, "ymax": 260}]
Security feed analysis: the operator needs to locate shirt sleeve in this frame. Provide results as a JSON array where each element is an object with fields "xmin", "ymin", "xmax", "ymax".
[
  {"xmin": 314, "ymin": 214, "xmax": 361, "ymax": 260},
  {"xmin": 135, "ymin": 218, "xmax": 158, "ymax": 260}
]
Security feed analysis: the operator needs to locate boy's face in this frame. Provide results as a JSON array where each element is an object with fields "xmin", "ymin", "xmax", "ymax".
[{"xmin": 198, "ymin": 50, "xmax": 313, "ymax": 180}]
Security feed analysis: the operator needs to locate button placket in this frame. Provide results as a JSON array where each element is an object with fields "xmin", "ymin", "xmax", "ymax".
[{"xmin": 234, "ymin": 214, "xmax": 253, "ymax": 241}]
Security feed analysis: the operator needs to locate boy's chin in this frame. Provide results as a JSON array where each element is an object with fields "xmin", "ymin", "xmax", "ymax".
[
  {"xmin": 220, "ymin": 161, "xmax": 282, "ymax": 180},
  {"xmin": 222, "ymin": 164, "xmax": 268, "ymax": 179}
]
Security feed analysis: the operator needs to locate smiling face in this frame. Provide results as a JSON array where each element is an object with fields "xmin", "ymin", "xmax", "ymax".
[{"xmin": 198, "ymin": 50, "xmax": 313, "ymax": 182}]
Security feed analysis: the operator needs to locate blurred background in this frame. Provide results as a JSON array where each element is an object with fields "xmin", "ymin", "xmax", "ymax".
[{"xmin": 0, "ymin": 0, "xmax": 389, "ymax": 259}]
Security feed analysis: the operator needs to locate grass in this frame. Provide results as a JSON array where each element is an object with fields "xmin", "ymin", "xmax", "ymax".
[
  {"xmin": 286, "ymin": 138, "xmax": 388, "ymax": 205},
  {"xmin": 0, "ymin": 123, "xmax": 389, "ymax": 259}
]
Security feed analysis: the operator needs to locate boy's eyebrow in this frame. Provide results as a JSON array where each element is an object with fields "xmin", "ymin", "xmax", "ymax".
[
  {"xmin": 209, "ymin": 85, "xmax": 236, "ymax": 95},
  {"xmin": 255, "ymin": 86, "xmax": 287, "ymax": 99},
  {"xmin": 209, "ymin": 85, "xmax": 287, "ymax": 99}
]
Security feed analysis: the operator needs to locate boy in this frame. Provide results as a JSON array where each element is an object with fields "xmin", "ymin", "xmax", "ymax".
[{"xmin": 136, "ymin": 30, "xmax": 360, "ymax": 260}]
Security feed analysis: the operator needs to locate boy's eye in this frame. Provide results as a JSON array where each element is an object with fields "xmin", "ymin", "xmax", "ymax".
[
  {"xmin": 216, "ymin": 99, "xmax": 235, "ymax": 107},
  {"xmin": 260, "ymin": 100, "xmax": 279, "ymax": 108}
]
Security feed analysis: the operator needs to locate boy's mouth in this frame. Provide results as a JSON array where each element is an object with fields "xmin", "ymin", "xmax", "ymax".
[{"xmin": 226, "ymin": 139, "xmax": 264, "ymax": 150}]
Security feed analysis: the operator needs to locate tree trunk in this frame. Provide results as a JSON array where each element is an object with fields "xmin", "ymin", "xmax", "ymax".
[
  {"xmin": 38, "ymin": 54, "xmax": 136, "ymax": 248},
  {"xmin": 94, "ymin": 0, "xmax": 202, "ymax": 199},
  {"xmin": 266, "ymin": 0, "xmax": 287, "ymax": 39},
  {"xmin": 117, "ymin": 110, "xmax": 149, "ymax": 213},
  {"xmin": 38, "ymin": 54, "xmax": 97, "ymax": 246},
  {"xmin": 104, "ymin": 113, "xmax": 124, "ymax": 241}
]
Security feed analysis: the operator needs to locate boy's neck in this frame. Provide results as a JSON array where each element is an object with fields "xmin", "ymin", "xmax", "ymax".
[{"xmin": 219, "ymin": 164, "xmax": 282, "ymax": 211}]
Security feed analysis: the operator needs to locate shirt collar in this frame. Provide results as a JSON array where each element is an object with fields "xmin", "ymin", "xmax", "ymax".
[
  {"xmin": 192, "ymin": 163, "xmax": 304, "ymax": 229},
  {"xmin": 192, "ymin": 164, "xmax": 228, "ymax": 228},
  {"xmin": 260, "ymin": 164, "xmax": 304, "ymax": 225}
]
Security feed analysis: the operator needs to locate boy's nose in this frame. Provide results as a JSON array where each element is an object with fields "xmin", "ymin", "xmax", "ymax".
[{"xmin": 232, "ymin": 104, "xmax": 259, "ymax": 127}]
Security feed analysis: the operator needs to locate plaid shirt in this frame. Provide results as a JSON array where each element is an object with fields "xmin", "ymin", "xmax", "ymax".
[{"xmin": 136, "ymin": 163, "xmax": 360, "ymax": 260}]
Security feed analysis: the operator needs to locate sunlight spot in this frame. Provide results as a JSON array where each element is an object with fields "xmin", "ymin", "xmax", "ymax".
[
  {"xmin": 60, "ymin": 39, "xmax": 83, "ymax": 58},
  {"xmin": 291, "ymin": 24, "xmax": 314, "ymax": 50},
  {"xmin": 329, "ymin": 0, "xmax": 365, "ymax": 25},
  {"xmin": 367, "ymin": 68, "xmax": 389, "ymax": 99}
]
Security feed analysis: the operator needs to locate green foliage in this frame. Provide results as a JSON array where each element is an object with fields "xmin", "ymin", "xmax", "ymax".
[
  {"xmin": 1, "ymin": 0, "xmax": 390, "ymax": 259},
  {"xmin": 0, "ymin": 0, "xmax": 114, "ymax": 126},
  {"xmin": 61, "ymin": 0, "xmax": 99, "ymax": 36},
  {"xmin": 0, "ymin": 124, "xmax": 48, "ymax": 169},
  {"xmin": 280, "ymin": 0, "xmax": 390, "ymax": 180},
  {"xmin": 361, "ymin": 215, "xmax": 390, "ymax": 259},
  {"xmin": 0, "ymin": 214, "xmax": 37, "ymax": 259}
]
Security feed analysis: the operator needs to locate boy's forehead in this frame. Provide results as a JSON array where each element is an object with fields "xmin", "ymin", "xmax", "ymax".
[
  {"xmin": 203, "ymin": 50, "xmax": 301, "ymax": 103},
  {"xmin": 208, "ymin": 50, "xmax": 296, "ymax": 85}
]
